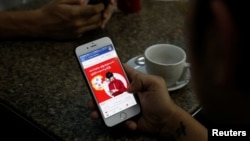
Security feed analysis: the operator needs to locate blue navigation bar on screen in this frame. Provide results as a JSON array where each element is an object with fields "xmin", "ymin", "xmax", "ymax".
[{"xmin": 80, "ymin": 45, "xmax": 113, "ymax": 62}]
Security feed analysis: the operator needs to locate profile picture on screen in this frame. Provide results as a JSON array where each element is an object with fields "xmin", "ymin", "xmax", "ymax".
[{"xmin": 105, "ymin": 71, "xmax": 127, "ymax": 97}]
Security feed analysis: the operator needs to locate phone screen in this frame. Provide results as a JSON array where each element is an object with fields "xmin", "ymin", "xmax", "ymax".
[{"xmin": 79, "ymin": 45, "xmax": 137, "ymax": 118}]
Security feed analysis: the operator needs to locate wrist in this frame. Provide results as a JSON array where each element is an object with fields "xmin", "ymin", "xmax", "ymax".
[
  {"xmin": 21, "ymin": 9, "xmax": 44, "ymax": 38},
  {"xmin": 158, "ymin": 104, "xmax": 207, "ymax": 141},
  {"xmin": 158, "ymin": 104, "xmax": 183, "ymax": 139},
  {"xmin": 0, "ymin": 10, "xmax": 42, "ymax": 39}
]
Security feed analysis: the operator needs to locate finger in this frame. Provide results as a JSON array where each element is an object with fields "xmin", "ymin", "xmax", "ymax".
[
  {"xmin": 80, "ymin": 3, "xmax": 105, "ymax": 16},
  {"xmin": 123, "ymin": 64, "xmax": 142, "ymax": 82},
  {"xmin": 125, "ymin": 120, "xmax": 138, "ymax": 131},
  {"xmin": 101, "ymin": 0, "xmax": 115, "ymax": 27},
  {"xmin": 101, "ymin": 4, "xmax": 114, "ymax": 28},
  {"xmin": 100, "ymin": 14, "xmax": 110, "ymax": 28},
  {"xmin": 90, "ymin": 111, "xmax": 100, "ymax": 120},
  {"xmin": 78, "ymin": 21, "xmax": 101, "ymax": 33},
  {"xmin": 88, "ymin": 99, "xmax": 97, "ymax": 110},
  {"xmin": 83, "ymin": 13, "xmax": 102, "ymax": 26},
  {"xmin": 88, "ymin": 100, "xmax": 100, "ymax": 120},
  {"xmin": 65, "ymin": 3, "xmax": 104, "ymax": 18},
  {"xmin": 124, "ymin": 64, "xmax": 165, "ymax": 93},
  {"xmin": 123, "ymin": 64, "xmax": 145, "ymax": 93},
  {"xmin": 72, "ymin": 13, "xmax": 102, "ymax": 34},
  {"xmin": 60, "ymin": 0, "xmax": 87, "ymax": 5}
]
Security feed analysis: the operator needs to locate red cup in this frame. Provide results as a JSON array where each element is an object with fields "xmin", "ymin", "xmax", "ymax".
[{"xmin": 117, "ymin": 0, "xmax": 141, "ymax": 13}]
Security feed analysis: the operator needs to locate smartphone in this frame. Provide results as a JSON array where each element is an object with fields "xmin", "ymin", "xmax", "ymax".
[{"xmin": 75, "ymin": 37, "xmax": 141, "ymax": 127}]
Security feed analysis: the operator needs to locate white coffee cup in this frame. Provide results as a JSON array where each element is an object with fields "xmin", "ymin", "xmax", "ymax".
[{"xmin": 144, "ymin": 44, "xmax": 188, "ymax": 87}]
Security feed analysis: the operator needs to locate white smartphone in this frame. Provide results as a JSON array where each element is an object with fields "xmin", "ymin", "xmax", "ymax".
[{"xmin": 75, "ymin": 37, "xmax": 141, "ymax": 127}]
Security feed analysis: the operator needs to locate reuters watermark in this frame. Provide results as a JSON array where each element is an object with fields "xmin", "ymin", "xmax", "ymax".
[
  {"xmin": 209, "ymin": 128, "xmax": 249, "ymax": 140},
  {"xmin": 212, "ymin": 129, "xmax": 246, "ymax": 137}
]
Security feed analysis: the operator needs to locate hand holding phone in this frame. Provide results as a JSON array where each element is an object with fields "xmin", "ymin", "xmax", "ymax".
[{"xmin": 75, "ymin": 37, "xmax": 141, "ymax": 127}]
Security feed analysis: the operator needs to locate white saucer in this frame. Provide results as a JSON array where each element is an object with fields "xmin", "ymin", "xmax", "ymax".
[{"xmin": 126, "ymin": 55, "xmax": 191, "ymax": 91}]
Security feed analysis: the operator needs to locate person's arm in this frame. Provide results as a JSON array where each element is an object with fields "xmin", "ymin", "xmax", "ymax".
[
  {"xmin": 124, "ymin": 64, "xmax": 208, "ymax": 140},
  {"xmin": 122, "ymin": 64, "xmax": 207, "ymax": 140},
  {"xmin": 157, "ymin": 104, "xmax": 207, "ymax": 140},
  {"xmin": 0, "ymin": 10, "xmax": 42, "ymax": 39},
  {"xmin": 0, "ymin": 0, "xmax": 114, "ymax": 40}
]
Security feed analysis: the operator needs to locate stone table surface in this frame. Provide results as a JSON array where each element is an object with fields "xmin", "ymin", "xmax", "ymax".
[{"xmin": 0, "ymin": 0, "xmax": 200, "ymax": 140}]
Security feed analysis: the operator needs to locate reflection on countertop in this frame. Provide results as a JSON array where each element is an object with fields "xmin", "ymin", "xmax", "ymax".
[{"xmin": 0, "ymin": 0, "xmax": 199, "ymax": 140}]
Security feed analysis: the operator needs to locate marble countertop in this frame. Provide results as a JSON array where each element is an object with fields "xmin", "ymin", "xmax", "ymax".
[{"xmin": 0, "ymin": 0, "xmax": 199, "ymax": 140}]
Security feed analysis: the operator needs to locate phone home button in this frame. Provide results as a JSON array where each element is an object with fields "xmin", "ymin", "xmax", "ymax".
[{"xmin": 120, "ymin": 112, "xmax": 127, "ymax": 120}]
